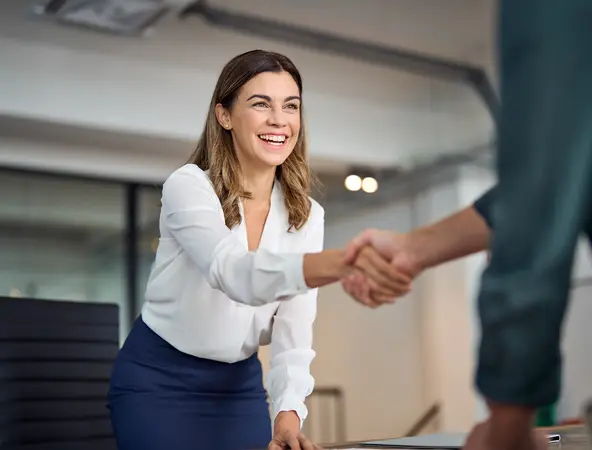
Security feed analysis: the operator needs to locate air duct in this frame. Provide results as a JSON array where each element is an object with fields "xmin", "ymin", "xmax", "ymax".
[
  {"xmin": 180, "ymin": 0, "xmax": 499, "ymax": 120},
  {"xmin": 30, "ymin": 0, "xmax": 173, "ymax": 36}
]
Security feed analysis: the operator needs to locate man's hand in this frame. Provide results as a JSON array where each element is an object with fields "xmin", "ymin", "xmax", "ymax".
[
  {"xmin": 268, "ymin": 411, "xmax": 321, "ymax": 450},
  {"xmin": 464, "ymin": 401, "xmax": 545, "ymax": 450},
  {"xmin": 342, "ymin": 229, "xmax": 422, "ymax": 307},
  {"xmin": 464, "ymin": 420, "xmax": 548, "ymax": 450},
  {"xmin": 343, "ymin": 244, "xmax": 414, "ymax": 307},
  {"xmin": 344, "ymin": 229, "xmax": 403, "ymax": 263}
]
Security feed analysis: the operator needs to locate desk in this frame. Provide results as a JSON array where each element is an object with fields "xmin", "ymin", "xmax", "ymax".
[{"xmin": 304, "ymin": 425, "xmax": 591, "ymax": 450}]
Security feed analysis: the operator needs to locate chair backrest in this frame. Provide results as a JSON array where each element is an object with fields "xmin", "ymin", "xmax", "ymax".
[{"xmin": 0, "ymin": 297, "xmax": 119, "ymax": 450}]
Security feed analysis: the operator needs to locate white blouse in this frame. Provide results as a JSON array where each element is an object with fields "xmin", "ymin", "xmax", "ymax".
[{"xmin": 141, "ymin": 164, "xmax": 324, "ymax": 425}]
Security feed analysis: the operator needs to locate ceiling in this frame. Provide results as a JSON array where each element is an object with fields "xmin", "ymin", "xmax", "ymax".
[
  {"xmin": 205, "ymin": 0, "xmax": 496, "ymax": 65},
  {"xmin": 0, "ymin": 0, "xmax": 497, "ymax": 186},
  {"xmin": 16, "ymin": 0, "xmax": 495, "ymax": 65}
]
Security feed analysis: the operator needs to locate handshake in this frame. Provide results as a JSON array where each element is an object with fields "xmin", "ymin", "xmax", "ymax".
[{"xmin": 339, "ymin": 229, "xmax": 423, "ymax": 308}]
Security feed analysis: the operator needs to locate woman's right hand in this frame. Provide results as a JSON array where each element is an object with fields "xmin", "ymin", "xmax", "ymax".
[{"xmin": 342, "ymin": 244, "xmax": 415, "ymax": 308}]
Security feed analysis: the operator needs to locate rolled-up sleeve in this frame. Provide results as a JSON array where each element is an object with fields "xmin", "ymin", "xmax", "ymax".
[
  {"xmin": 265, "ymin": 205, "xmax": 323, "ymax": 427},
  {"xmin": 473, "ymin": 185, "xmax": 497, "ymax": 229},
  {"xmin": 161, "ymin": 166, "xmax": 309, "ymax": 306}
]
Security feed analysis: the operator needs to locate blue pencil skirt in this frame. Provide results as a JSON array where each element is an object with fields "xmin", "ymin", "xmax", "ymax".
[{"xmin": 107, "ymin": 317, "xmax": 271, "ymax": 450}]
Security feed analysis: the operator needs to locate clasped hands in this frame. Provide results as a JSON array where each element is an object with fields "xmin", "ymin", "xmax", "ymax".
[{"xmin": 340, "ymin": 229, "xmax": 421, "ymax": 307}]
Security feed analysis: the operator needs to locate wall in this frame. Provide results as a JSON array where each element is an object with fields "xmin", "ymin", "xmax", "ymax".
[
  {"xmin": 560, "ymin": 241, "xmax": 592, "ymax": 420},
  {"xmin": 312, "ymin": 200, "xmax": 424, "ymax": 441},
  {"xmin": 411, "ymin": 165, "xmax": 497, "ymax": 432},
  {"xmin": 456, "ymin": 166, "xmax": 496, "ymax": 422}
]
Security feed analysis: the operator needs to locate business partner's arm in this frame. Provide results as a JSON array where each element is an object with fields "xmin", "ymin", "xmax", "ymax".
[
  {"xmin": 161, "ymin": 165, "xmax": 409, "ymax": 307},
  {"xmin": 343, "ymin": 187, "xmax": 495, "ymax": 281}
]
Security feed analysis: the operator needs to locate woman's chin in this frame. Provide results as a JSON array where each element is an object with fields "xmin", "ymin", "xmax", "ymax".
[{"xmin": 258, "ymin": 152, "xmax": 291, "ymax": 168}]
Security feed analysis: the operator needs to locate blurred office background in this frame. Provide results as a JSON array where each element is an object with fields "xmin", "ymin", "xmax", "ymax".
[{"xmin": 1, "ymin": 0, "xmax": 591, "ymax": 445}]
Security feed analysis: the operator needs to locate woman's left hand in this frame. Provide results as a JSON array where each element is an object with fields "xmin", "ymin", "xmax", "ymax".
[{"xmin": 268, "ymin": 411, "xmax": 321, "ymax": 450}]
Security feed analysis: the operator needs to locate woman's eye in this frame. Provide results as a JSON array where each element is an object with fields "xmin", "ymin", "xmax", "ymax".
[
  {"xmin": 253, "ymin": 102, "xmax": 268, "ymax": 108},
  {"xmin": 285, "ymin": 103, "xmax": 299, "ymax": 110}
]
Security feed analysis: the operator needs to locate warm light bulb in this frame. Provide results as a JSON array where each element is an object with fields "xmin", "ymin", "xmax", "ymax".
[
  {"xmin": 362, "ymin": 177, "xmax": 378, "ymax": 193},
  {"xmin": 344, "ymin": 174, "xmax": 362, "ymax": 191},
  {"xmin": 9, "ymin": 288, "xmax": 22, "ymax": 298}
]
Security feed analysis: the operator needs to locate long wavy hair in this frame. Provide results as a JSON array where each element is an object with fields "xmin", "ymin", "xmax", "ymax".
[{"xmin": 187, "ymin": 49, "xmax": 315, "ymax": 232}]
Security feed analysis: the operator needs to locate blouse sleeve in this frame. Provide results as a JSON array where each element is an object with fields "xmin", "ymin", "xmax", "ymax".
[
  {"xmin": 161, "ymin": 165, "xmax": 309, "ymax": 306},
  {"xmin": 265, "ymin": 203, "xmax": 324, "ymax": 428}
]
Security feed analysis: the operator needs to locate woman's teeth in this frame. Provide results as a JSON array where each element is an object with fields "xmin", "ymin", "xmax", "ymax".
[{"xmin": 258, "ymin": 134, "xmax": 286, "ymax": 145}]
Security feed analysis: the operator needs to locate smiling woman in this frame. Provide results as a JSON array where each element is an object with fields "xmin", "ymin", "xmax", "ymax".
[
  {"xmin": 190, "ymin": 49, "xmax": 310, "ymax": 232},
  {"xmin": 106, "ymin": 49, "xmax": 411, "ymax": 450}
]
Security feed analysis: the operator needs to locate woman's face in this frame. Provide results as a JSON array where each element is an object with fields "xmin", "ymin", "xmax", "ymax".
[{"xmin": 216, "ymin": 71, "xmax": 301, "ymax": 170}]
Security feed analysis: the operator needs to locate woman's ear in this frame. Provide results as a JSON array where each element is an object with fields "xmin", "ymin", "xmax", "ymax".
[{"xmin": 215, "ymin": 104, "xmax": 232, "ymax": 130}]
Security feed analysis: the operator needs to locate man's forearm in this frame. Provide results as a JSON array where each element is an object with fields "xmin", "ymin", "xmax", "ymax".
[{"xmin": 407, "ymin": 206, "xmax": 491, "ymax": 270}]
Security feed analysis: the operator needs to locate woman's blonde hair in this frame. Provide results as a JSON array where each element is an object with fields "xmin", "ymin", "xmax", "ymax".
[{"xmin": 187, "ymin": 49, "xmax": 315, "ymax": 232}]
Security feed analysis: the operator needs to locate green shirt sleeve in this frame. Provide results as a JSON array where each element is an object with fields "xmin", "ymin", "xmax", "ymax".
[{"xmin": 473, "ymin": 186, "xmax": 497, "ymax": 229}]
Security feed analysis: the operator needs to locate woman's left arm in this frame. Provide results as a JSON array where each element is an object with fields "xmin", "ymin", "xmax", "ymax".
[{"xmin": 266, "ymin": 205, "xmax": 324, "ymax": 430}]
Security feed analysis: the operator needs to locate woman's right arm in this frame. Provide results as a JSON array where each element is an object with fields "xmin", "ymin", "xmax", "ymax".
[{"xmin": 161, "ymin": 166, "xmax": 346, "ymax": 307}]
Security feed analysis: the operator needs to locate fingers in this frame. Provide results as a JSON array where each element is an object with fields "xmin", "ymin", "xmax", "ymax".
[
  {"xmin": 354, "ymin": 247, "xmax": 412, "ymax": 296},
  {"xmin": 342, "ymin": 267, "xmax": 413, "ymax": 308},
  {"xmin": 365, "ymin": 246, "xmax": 413, "ymax": 284},
  {"xmin": 342, "ymin": 273, "xmax": 370, "ymax": 307},
  {"xmin": 342, "ymin": 273, "xmax": 382, "ymax": 308},
  {"xmin": 287, "ymin": 434, "xmax": 301, "ymax": 450},
  {"xmin": 298, "ymin": 433, "xmax": 317, "ymax": 450},
  {"xmin": 343, "ymin": 229, "xmax": 375, "ymax": 264},
  {"xmin": 267, "ymin": 440, "xmax": 282, "ymax": 450}
]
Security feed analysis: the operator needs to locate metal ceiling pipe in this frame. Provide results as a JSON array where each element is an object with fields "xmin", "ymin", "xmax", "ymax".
[{"xmin": 179, "ymin": 0, "xmax": 499, "ymax": 120}]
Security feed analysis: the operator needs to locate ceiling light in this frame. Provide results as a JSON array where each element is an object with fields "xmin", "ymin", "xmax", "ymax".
[
  {"xmin": 344, "ymin": 174, "xmax": 362, "ymax": 191},
  {"xmin": 362, "ymin": 177, "xmax": 378, "ymax": 193}
]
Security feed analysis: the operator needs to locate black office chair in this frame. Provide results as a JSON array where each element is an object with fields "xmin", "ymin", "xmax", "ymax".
[{"xmin": 0, "ymin": 297, "xmax": 119, "ymax": 450}]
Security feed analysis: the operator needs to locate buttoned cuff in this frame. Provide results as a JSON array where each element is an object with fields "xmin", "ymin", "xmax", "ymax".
[{"xmin": 271, "ymin": 394, "xmax": 308, "ymax": 430}]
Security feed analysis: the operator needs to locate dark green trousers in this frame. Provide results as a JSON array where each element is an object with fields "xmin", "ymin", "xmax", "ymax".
[{"xmin": 475, "ymin": 0, "xmax": 592, "ymax": 407}]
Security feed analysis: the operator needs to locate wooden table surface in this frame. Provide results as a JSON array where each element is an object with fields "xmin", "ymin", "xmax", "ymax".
[{"xmin": 321, "ymin": 425, "xmax": 591, "ymax": 450}]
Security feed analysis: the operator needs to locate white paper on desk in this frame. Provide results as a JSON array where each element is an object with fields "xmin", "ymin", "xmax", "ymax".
[{"xmin": 363, "ymin": 432, "xmax": 467, "ymax": 448}]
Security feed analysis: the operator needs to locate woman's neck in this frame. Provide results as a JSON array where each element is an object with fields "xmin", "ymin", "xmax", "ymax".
[{"xmin": 241, "ymin": 165, "xmax": 276, "ymax": 204}]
